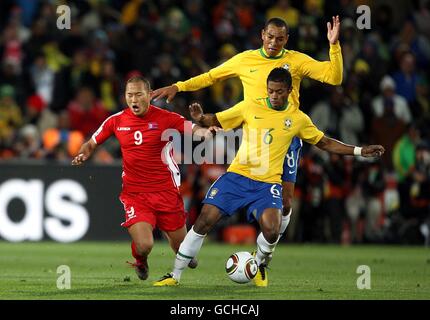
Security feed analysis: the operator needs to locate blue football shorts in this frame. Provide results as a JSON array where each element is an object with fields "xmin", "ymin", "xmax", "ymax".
[{"xmin": 202, "ymin": 172, "xmax": 283, "ymax": 223}]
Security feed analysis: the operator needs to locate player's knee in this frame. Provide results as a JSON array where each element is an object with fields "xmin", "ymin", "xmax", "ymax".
[{"xmin": 134, "ymin": 239, "xmax": 153, "ymax": 255}]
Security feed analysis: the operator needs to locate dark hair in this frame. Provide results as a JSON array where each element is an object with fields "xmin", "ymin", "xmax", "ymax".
[
  {"xmin": 264, "ymin": 18, "xmax": 289, "ymax": 34},
  {"xmin": 126, "ymin": 76, "xmax": 151, "ymax": 92},
  {"xmin": 267, "ymin": 67, "xmax": 292, "ymax": 88}
]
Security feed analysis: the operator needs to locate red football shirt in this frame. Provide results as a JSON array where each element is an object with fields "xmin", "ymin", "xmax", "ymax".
[{"xmin": 92, "ymin": 105, "xmax": 192, "ymax": 193}]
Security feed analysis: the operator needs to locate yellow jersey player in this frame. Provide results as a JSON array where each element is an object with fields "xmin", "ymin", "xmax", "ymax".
[
  {"xmin": 152, "ymin": 16, "xmax": 343, "ymax": 247},
  {"xmin": 153, "ymin": 68, "xmax": 384, "ymax": 287}
]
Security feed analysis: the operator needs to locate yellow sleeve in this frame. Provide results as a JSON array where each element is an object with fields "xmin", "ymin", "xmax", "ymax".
[
  {"xmin": 175, "ymin": 52, "xmax": 246, "ymax": 92},
  {"xmin": 296, "ymin": 42, "xmax": 343, "ymax": 85},
  {"xmin": 297, "ymin": 112, "xmax": 324, "ymax": 145},
  {"xmin": 215, "ymin": 101, "xmax": 247, "ymax": 130}
]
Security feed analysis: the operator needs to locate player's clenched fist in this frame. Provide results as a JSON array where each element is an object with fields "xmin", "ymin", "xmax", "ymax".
[{"xmin": 362, "ymin": 145, "xmax": 385, "ymax": 158}]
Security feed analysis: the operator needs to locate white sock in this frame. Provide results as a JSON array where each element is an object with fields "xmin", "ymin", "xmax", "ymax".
[
  {"xmin": 278, "ymin": 209, "xmax": 292, "ymax": 241},
  {"xmin": 172, "ymin": 226, "xmax": 205, "ymax": 281},
  {"xmin": 255, "ymin": 233, "xmax": 277, "ymax": 266}
]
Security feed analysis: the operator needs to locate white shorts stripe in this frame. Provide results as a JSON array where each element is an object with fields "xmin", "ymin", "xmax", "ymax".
[{"xmin": 163, "ymin": 141, "xmax": 181, "ymax": 188}]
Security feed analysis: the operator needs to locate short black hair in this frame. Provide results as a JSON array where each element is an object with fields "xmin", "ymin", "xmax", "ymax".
[
  {"xmin": 264, "ymin": 18, "xmax": 289, "ymax": 34},
  {"xmin": 267, "ymin": 67, "xmax": 292, "ymax": 88},
  {"xmin": 126, "ymin": 76, "xmax": 151, "ymax": 92}
]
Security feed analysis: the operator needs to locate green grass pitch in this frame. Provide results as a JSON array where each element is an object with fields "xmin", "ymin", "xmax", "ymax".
[{"xmin": 1, "ymin": 241, "xmax": 429, "ymax": 300}]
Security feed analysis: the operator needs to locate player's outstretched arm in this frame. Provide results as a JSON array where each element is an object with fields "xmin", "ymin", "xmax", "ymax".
[
  {"xmin": 151, "ymin": 85, "xmax": 179, "ymax": 103},
  {"xmin": 300, "ymin": 15, "xmax": 342, "ymax": 85},
  {"xmin": 189, "ymin": 102, "xmax": 221, "ymax": 128},
  {"xmin": 316, "ymin": 135, "xmax": 385, "ymax": 158},
  {"xmin": 71, "ymin": 139, "xmax": 97, "ymax": 165}
]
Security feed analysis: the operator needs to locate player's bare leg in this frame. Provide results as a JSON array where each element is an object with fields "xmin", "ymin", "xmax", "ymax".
[
  {"xmin": 154, "ymin": 204, "xmax": 222, "ymax": 286},
  {"xmin": 128, "ymin": 222, "xmax": 154, "ymax": 280},
  {"xmin": 253, "ymin": 208, "xmax": 282, "ymax": 287},
  {"xmin": 163, "ymin": 226, "xmax": 198, "ymax": 269},
  {"xmin": 259, "ymin": 182, "xmax": 294, "ymax": 267},
  {"xmin": 276, "ymin": 181, "xmax": 294, "ymax": 243}
]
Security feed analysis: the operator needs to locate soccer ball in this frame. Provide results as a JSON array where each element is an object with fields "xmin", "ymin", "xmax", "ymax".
[{"xmin": 225, "ymin": 251, "xmax": 258, "ymax": 283}]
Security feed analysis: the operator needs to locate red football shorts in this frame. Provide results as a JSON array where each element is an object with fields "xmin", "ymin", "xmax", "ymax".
[{"xmin": 119, "ymin": 189, "xmax": 186, "ymax": 231}]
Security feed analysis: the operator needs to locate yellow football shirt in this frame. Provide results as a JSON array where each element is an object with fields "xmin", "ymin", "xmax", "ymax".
[
  {"xmin": 175, "ymin": 43, "xmax": 343, "ymax": 111},
  {"xmin": 216, "ymin": 98, "xmax": 324, "ymax": 184}
]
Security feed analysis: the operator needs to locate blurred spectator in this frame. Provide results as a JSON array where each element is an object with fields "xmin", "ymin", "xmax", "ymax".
[
  {"xmin": 159, "ymin": 7, "xmax": 191, "ymax": 44},
  {"xmin": 296, "ymin": 16, "xmax": 319, "ymax": 56},
  {"xmin": 23, "ymin": 18, "xmax": 51, "ymax": 64},
  {"xmin": 323, "ymin": 153, "xmax": 348, "ymax": 243},
  {"xmin": 392, "ymin": 52, "xmax": 420, "ymax": 112},
  {"xmin": 399, "ymin": 141, "xmax": 430, "ymax": 243},
  {"xmin": 345, "ymin": 183, "xmax": 365, "ymax": 244},
  {"xmin": 95, "ymin": 59, "xmax": 122, "ymax": 112},
  {"xmin": 370, "ymin": 91, "xmax": 407, "ymax": 170},
  {"xmin": 210, "ymin": 44, "xmax": 243, "ymax": 110},
  {"xmin": 13, "ymin": 124, "xmax": 43, "ymax": 159},
  {"xmin": 392, "ymin": 123, "xmax": 421, "ymax": 182},
  {"xmin": 413, "ymin": 0, "xmax": 430, "ymax": 40},
  {"xmin": 266, "ymin": 0, "xmax": 300, "ymax": 30},
  {"xmin": 371, "ymin": 75, "xmax": 412, "ymax": 124},
  {"xmin": 29, "ymin": 52, "xmax": 55, "ymax": 106},
  {"xmin": 415, "ymin": 76, "xmax": 430, "ymax": 124},
  {"xmin": 297, "ymin": 148, "xmax": 327, "ymax": 242},
  {"xmin": 310, "ymin": 86, "xmax": 364, "ymax": 146},
  {"xmin": 1, "ymin": 18, "xmax": 24, "ymax": 75},
  {"xmin": 51, "ymin": 49, "xmax": 95, "ymax": 113},
  {"xmin": 42, "ymin": 111, "xmax": 84, "ymax": 160},
  {"xmin": 361, "ymin": 160, "xmax": 386, "ymax": 243},
  {"xmin": 391, "ymin": 20, "xmax": 430, "ymax": 70},
  {"xmin": 121, "ymin": 0, "xmax": 145, "ymax": 27},
  {"xmin": 67, "ymin": 87, "xmax": 109, "ymax": 138},
  {"xmin": 24, "ymin": 94, "xmax": 57, "ymax": 136},
  {"xmin": 235, "ymin": 0, "xmax": 255, "ymax": 32},
  {"xmin": 150, "ymin": 54, "xmax": 182, "ymax": 90},
  {"xmin": 0, "ymin": 85, "xmax": 22, "ymax": 148}
]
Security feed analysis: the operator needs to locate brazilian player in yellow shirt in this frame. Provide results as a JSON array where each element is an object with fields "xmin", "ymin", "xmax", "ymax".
[
  {"xmin": 152, "ymin": 16, "xmax": 343, "ymax": 247},
  {"xmin": 153, "ymin": 68, "xmax": 385, "ymax": 287}
]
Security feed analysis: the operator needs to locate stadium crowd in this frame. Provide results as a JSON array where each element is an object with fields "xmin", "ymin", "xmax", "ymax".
[{"xmin": 0, "ymin": 0, "xmax": 429, "ymax": 245}]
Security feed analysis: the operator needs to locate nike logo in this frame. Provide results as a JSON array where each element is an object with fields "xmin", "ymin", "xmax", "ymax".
[
  {"xmin": 250, "ymin": 69, "xmax": 258, "ymax": 73},
  {"xmin": 288, "ymin": 170, "xmax": 295, "ymax": 174},
  {"xmin": 254, "ymin": 116, "xmax": 264, "ymax": 119}
]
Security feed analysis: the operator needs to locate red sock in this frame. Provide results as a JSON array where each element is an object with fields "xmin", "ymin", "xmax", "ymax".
[{"xmin": 131, "ymin": 241, "xmax": 144, "ymax": 263}]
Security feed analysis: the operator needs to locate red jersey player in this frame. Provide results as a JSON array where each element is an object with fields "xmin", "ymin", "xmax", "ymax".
[{"xmin": 72, "ymin": 76, "xmax": 214, "ymax": 280}]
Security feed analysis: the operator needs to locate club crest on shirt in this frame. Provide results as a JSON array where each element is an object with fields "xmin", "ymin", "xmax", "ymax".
[
  {"xmin": 208, "ymin": 188, "xmax": 218, "ymax": 199},
  {"xmin": 282, "ymin": 63, "xmax": 290, "ymax": 71},
  {"xmin": 148, "ymin": 122, "xmax": 158, "ymax": 130},
  {"xmin": 284, "ymin": 118, "xmax": 292, "ymax": 128}
]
